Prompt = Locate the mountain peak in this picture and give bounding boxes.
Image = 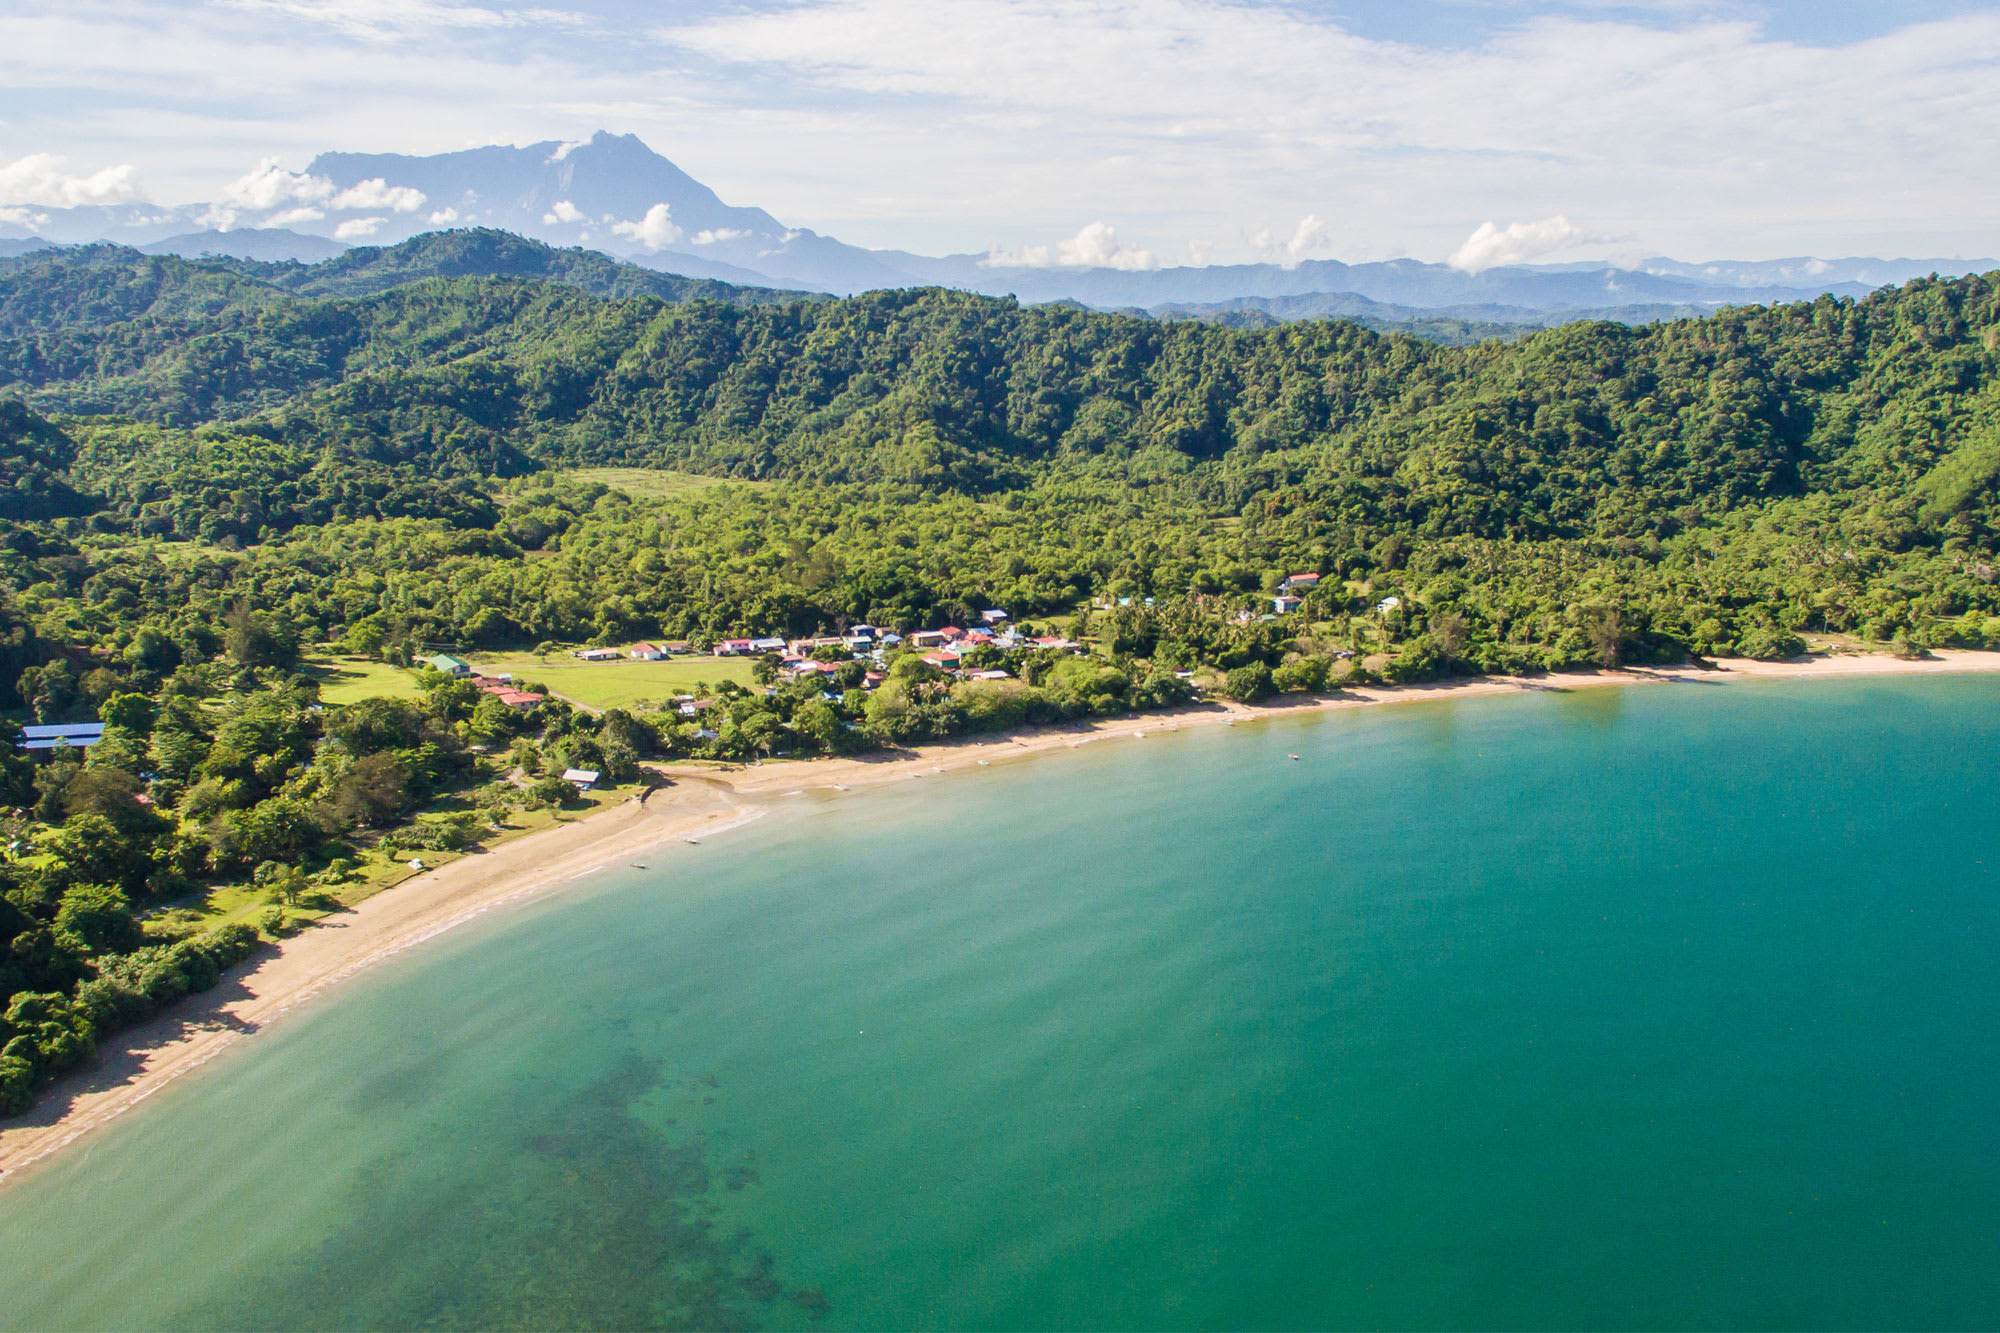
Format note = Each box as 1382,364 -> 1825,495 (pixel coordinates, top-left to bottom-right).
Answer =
302,131 -> 783,266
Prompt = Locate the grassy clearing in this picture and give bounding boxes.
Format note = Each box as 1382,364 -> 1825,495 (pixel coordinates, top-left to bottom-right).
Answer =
304,654 -> 424,705
324,787 -> 629,906
556,467 -> 762,500
162,785 -> 634,935
469,652 -> 757,711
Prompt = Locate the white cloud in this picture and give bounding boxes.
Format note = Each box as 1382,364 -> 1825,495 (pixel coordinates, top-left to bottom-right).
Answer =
429,206 -> 460,223
611,202 -> 683,250
0,153 -> 143,207
266,205 -> 326,226
0,205 -> 51,228
223,158 -> 336,210
689,227 -> 749,245
542,198 -> 586,224
652,1 -> 2000,260
1448,215 -> 1606,272
333,215 -> 386,239
216,0 -> 589,41
331,177 -> 425,211
1252,214 -> 1331,268
984,221 -> 1158,271
3,1 -> 2000,263
548,138 -> 590,162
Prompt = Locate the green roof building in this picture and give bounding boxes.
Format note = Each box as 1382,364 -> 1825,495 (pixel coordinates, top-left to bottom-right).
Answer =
425,654 -> 471,677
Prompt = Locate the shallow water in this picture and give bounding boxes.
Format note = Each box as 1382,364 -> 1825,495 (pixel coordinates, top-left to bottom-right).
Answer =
4,676 -> 1999,1329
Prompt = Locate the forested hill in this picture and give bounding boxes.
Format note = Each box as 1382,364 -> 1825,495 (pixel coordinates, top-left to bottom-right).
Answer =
4,243 -> 1999,545
1,247 -> 1998,680
0,229 -> 805,338
0,398 -> 92,521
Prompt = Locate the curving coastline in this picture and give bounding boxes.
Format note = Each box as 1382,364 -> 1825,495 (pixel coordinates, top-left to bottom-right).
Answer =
5,648 -> 1999,1187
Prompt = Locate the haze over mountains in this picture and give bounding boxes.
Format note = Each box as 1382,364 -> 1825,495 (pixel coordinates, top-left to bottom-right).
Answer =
3,131 -> 1990,325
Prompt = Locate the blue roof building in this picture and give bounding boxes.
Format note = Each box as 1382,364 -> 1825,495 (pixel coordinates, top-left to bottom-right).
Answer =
18,723 -> 106,751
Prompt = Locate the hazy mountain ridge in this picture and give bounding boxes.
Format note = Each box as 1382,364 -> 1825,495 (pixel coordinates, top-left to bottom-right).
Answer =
140,229 -> 346,263
1144,292 -> 1722,345
3,131 -> 1992,318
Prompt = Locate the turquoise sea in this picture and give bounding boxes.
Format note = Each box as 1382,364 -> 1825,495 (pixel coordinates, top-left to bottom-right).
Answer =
3,675 -> 1999,1330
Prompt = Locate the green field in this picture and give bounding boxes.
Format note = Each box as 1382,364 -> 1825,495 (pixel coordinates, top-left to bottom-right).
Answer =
555,467 -> 761,499
304,655 -> 424,705
468,652 -> 757,711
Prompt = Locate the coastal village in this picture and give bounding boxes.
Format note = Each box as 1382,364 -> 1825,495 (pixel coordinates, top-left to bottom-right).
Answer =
414,607 -> 1093,723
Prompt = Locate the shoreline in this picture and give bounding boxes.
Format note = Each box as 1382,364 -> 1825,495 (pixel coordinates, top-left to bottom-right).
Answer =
5,647 -> 1998,1186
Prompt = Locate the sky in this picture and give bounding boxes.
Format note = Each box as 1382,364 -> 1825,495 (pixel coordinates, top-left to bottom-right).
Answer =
1,0 -> 1996,265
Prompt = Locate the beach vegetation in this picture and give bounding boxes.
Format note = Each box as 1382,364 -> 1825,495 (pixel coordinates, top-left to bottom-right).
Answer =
1222,663 -> 1277,703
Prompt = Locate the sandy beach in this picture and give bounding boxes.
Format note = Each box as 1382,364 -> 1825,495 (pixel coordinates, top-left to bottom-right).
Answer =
5,646 -> 1998,1186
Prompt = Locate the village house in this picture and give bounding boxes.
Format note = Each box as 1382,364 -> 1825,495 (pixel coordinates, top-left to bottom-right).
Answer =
1376,596 -> 1402,615
628,642 -> 666,661
16,723 -> 106,753
425,653 -> 471,677
470,677 -> 545,711
908,629 -> 949,648
716,638 -> 758,656
661,641 -> 690,655
561,768 -> 601,792
1274,595 -> 1303,614
784,660 -> 842,679
1280,573 -> 1322,591
575,648 -> 620,662
980,609 -> 1009,624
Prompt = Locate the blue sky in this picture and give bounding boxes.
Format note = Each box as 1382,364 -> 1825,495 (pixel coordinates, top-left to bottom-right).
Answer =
1,0 -> 1996,265
1321,0 -> 1992,47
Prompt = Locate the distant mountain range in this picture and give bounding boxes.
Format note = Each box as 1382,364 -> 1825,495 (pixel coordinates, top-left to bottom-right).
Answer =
3,131 -> 1992,324
139,229 -> 346,264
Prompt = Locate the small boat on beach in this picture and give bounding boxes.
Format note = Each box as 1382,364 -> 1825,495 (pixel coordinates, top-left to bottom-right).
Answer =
1287,754 -> 1301,761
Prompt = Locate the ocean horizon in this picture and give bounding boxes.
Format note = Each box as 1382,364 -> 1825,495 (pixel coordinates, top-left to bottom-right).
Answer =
3,674 -> 1998,1330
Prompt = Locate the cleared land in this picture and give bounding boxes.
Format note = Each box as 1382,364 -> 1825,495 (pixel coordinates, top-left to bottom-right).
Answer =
555,467 -> 761,499
468,652 -> 757,711
303,655 -> 424,705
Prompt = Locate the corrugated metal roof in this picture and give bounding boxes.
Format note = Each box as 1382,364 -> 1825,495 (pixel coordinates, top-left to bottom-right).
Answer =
21,723 -> 105,739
